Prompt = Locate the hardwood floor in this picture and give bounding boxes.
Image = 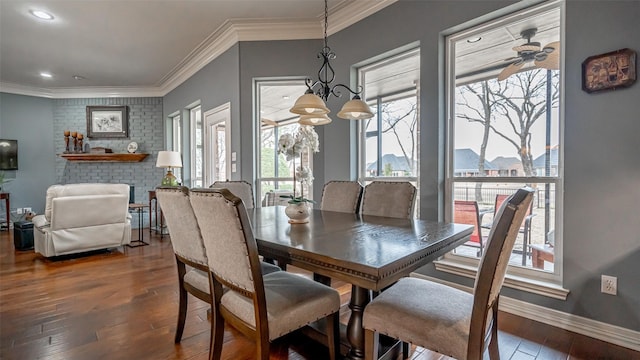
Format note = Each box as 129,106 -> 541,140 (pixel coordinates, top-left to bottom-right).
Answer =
1,229 -> 638,360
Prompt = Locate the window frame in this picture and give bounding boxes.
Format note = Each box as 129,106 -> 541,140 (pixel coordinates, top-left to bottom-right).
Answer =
254,79 -> 314,206
357,49 -> 421,199
189,104 -> 203,188
443,0 -> 566,288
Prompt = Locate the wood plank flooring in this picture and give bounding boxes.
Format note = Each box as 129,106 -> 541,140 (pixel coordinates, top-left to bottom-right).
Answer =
1,229 -> 638,360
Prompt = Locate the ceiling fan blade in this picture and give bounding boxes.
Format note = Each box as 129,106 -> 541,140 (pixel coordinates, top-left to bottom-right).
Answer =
542,41 -> 560,54
535,52 -> 560,70
513,43 -> 541,52
498,62 -> 525,81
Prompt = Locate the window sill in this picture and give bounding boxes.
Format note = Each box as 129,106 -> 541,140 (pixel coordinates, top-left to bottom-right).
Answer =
433,259 -> 570,300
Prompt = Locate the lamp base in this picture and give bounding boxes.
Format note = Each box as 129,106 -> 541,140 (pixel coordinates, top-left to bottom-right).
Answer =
161,170 -> 179,186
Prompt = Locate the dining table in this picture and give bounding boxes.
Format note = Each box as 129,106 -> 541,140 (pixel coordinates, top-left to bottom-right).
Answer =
247,206 -> 474,360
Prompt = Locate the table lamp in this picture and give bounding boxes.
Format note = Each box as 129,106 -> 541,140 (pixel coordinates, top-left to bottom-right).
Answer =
156,151 -> 182,186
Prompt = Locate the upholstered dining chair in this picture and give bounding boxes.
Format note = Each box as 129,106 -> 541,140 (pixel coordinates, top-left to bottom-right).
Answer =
210,180 -> 255,209
363,187 -> 534,360
320,180 -> 363,213
154,186 -> 280,351
190,188 -> 341,360
360,181 -> 416,219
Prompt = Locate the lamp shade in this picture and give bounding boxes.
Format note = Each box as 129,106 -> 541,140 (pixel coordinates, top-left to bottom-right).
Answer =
337,96 -> 374,120
298,114 -> 332,126
156,151 -> 182,168
290,93 -> 330,115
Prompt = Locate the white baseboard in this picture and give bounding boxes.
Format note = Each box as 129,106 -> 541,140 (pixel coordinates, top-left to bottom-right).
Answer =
410,273 -> 640,352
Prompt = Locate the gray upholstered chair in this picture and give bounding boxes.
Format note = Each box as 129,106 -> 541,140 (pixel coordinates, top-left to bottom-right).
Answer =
154,186 -> 280,350
362,187 -> 534,360
210,180 -> 255,208
320,180 -> 363,213
190,188 -> 341,360
360,181 -> 417,219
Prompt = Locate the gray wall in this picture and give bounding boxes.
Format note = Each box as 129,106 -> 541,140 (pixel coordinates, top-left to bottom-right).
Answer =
163,43 -> 241,185
0,94 -> 163,212
53,97 -> 164,204
0,93 -> 55,215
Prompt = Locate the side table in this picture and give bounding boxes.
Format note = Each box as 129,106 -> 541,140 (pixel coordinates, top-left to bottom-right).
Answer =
0,193 -> 9,231
148,190 -> 166,239
127,203 -> 149,247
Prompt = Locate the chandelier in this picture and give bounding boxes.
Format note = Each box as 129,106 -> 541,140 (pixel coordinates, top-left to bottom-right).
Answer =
290,0 -> 374,124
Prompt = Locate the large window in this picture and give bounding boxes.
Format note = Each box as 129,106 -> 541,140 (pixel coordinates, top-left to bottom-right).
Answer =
445,2 -> 563,283
358,49 -> 420,208
255,80 -> 311,207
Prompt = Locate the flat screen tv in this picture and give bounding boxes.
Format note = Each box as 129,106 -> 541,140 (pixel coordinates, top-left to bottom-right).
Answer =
0,140 -> 18,170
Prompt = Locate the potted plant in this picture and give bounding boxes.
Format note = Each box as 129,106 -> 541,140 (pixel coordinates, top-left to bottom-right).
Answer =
277,126 -> 319,223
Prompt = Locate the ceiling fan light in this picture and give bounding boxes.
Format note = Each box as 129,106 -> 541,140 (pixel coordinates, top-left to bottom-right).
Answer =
337,97 -> 374,120
290,93 -> 329,115
299,114 -> 332,126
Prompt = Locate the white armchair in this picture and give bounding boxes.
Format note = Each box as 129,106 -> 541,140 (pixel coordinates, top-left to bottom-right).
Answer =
32,183 -> 131,257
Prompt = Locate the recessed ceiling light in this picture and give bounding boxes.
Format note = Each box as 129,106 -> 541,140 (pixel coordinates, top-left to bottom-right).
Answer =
30,10 -> 54,20
467,37 -> 482,43
282,96 -> 290,100
73,75 -> 85,80
40,72 -> 52,78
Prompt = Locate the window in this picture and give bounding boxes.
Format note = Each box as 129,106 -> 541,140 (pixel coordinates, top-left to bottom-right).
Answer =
171,114 -> 181,152
358,49 -> 420,211
255,80 -> 311,206
445,1 -> 563,283
190,105 -> 203,187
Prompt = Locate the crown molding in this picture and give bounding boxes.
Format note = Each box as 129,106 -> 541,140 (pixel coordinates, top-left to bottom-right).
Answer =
0,82 -> 163,99
1,1 -> 398,99
326,0 -> 397,35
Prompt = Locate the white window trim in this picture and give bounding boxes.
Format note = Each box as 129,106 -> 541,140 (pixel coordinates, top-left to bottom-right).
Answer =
443,0 -> 566,294
254,79 -> 314,203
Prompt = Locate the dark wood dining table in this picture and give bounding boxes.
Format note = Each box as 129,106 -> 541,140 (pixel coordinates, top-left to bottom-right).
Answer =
247,206 -> 473,360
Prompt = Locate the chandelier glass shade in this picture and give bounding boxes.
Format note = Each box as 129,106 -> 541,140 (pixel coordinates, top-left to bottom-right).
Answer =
298,113 -> 332,126
291,0 -> 374,122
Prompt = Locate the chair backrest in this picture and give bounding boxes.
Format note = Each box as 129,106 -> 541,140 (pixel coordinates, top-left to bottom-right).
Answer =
467,187 -> 534,357
320,181 -> 363,213
154,186 -> 208,268
44,183 -> 130,221
454,200 -> 482,244
190,188 -> 264,297
494,193 -> 532,228
210,180 -> 255,209
360,181 -> 416,219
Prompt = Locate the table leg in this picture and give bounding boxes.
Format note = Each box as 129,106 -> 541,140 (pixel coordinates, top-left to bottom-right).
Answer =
347,285 -> 370,360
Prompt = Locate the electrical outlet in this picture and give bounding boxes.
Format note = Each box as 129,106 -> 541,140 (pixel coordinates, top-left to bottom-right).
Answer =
17,208 -> 23,215
24,207 -> 32,213
601,275 -> 617,295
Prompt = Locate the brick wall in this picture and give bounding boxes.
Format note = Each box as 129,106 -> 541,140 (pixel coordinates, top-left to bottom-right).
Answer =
53,98 -> 164,208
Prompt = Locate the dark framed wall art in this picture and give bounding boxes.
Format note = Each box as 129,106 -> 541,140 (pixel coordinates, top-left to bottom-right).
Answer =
86,106 -> 129,138
582,48 -> 636,94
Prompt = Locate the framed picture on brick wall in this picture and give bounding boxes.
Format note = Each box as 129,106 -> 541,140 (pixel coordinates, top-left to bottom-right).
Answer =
86,106 -> 129,138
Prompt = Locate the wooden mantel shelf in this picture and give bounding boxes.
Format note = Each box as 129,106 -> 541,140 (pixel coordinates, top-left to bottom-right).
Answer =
59,153 -> 149,162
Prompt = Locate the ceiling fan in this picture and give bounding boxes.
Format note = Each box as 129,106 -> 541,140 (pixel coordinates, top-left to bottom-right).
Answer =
497,28 -> 560,81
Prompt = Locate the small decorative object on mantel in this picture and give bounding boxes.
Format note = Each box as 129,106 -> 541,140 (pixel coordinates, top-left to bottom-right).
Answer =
582,48 -> 636,94
90,147 -> 113,154
277,126 -> 319,224
127,141 -> 138,153
63,130 -> 71,153
76,133 -> 84,153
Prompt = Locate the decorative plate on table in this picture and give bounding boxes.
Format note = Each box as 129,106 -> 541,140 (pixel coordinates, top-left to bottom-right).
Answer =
127,141 -> 138,153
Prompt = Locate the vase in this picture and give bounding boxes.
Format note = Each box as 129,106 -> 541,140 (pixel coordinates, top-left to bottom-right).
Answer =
284,202 -> 310,224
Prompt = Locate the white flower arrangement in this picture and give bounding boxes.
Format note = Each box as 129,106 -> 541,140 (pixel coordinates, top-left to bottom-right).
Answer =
277,125 -> 319,204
